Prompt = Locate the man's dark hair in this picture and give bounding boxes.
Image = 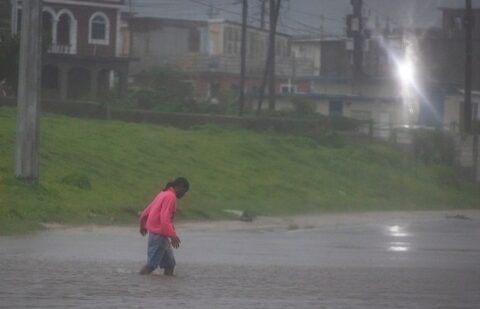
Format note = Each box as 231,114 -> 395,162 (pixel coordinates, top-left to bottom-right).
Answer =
164,177 -> 190,191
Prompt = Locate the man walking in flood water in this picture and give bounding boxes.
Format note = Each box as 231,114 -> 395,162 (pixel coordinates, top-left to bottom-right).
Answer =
139,177 -> 190,276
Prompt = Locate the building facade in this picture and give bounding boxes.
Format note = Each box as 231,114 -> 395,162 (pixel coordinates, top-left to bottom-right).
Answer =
289,31 -> 409,134
0,0 -> 12,36
13,0 -> 131,100
415,7 -> 480,131
129,17 -> 314,101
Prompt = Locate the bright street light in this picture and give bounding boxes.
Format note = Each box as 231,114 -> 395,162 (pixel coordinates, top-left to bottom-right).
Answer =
396,59 -> 415,86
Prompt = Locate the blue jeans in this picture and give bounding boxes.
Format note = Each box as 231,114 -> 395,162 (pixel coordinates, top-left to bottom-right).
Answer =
146,233 -> 176,270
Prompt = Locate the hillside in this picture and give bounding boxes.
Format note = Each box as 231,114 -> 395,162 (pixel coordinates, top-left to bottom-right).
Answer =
1,106 -> 479,234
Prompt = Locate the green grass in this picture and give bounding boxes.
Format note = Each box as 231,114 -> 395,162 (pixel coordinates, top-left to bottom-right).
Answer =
1,106 -> 479,234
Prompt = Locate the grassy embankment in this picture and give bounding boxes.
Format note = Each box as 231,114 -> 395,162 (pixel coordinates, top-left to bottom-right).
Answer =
1,106 -> 479,234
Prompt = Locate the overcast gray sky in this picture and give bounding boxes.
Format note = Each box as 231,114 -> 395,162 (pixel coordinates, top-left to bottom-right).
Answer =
131,0 -> 480,36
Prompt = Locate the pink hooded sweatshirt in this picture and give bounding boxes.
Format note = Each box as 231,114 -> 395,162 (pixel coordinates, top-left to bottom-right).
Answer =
140,187 -> 177,238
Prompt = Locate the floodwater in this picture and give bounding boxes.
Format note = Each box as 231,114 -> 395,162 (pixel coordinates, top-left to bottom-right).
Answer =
1,210 -> 480,308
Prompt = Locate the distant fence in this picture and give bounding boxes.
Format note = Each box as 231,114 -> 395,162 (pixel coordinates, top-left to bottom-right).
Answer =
358,120 -> 480,182
0,97 -> 361,134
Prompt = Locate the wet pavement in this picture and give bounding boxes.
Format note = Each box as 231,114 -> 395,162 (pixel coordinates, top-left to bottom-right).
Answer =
1,211 -> 480,308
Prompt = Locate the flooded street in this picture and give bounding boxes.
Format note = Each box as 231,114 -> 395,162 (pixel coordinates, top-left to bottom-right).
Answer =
1,210 -> 480,308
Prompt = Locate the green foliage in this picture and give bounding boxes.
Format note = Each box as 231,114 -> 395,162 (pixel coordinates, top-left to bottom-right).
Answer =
0,106 -> 479,234
129,67 -> 194,111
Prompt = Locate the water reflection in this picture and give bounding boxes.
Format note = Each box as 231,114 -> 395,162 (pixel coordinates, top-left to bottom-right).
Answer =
388,225 -> 410,237
389,242 -> 410,252
387,225 -> 411,252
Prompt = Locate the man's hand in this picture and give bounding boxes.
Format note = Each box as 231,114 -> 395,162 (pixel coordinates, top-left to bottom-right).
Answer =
171,236 -> 181,249
140,226 -> 147,236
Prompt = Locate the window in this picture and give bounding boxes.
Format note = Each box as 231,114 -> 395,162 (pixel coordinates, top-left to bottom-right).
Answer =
16,9 -> 22,33
189,28 -> 201,52
275,38 -> 289,58
281,84 -> 296,94
454,16 -> 463,31
42,11 -> 54,45
57,14 -> 71,45
329,100 -> 343,116
92,16 -> 106,40
224,26 -> 240,55
89,12 -> 109,45
248,32 -> 258,56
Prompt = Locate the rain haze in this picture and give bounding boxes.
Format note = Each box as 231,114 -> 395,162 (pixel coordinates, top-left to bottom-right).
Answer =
132,0 -> 480,34
1,0 -> 480,308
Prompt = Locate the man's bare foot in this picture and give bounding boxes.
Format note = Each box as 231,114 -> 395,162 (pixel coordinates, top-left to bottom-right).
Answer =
163,267 -> 174,276
139,265 -> 154,275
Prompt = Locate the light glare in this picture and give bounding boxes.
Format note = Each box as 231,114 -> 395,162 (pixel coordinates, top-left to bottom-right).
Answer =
397,60 -> 414,85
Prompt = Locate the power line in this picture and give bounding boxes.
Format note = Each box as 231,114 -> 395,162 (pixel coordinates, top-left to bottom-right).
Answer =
362,2 -> 402,29
133,0 -> 355,36
287,7 -> 345,25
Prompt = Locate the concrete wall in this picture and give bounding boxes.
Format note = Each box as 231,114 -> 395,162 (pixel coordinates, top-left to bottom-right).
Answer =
444,94 -> 462,131
443,93 -> 480,132
292,42 -> 321,76
311,79 -> 400,99
275,97 -> 402,123
131,26 -> 193,74
309,79 -> 407,126
130,18 -> 315,77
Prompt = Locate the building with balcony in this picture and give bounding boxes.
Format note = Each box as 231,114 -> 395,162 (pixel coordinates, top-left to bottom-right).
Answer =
13,0 -> 131,100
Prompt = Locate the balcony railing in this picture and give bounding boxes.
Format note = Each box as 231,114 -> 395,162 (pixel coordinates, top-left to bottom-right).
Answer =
48,43 -> 76,55
174,53 -> 315,77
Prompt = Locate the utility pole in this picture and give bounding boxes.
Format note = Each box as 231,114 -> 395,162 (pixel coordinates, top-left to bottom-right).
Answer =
256,0 -> 281,114
239,0 -> 248,116
464,0 -> 478,182
260,0 -> 266,29
267,0 -> 277,111
463,0 -> 473,134
320,14 -> 325,38
15,0 -> 42,182
350,0 -> 364,81
473,103 -> 479,182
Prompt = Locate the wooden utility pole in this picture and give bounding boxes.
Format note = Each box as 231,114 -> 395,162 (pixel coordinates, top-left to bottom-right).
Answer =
239,0 -> 248,116
320,14 -> 325,38
260,0 -> 266,29
267,0 -> 277,111
463,0 -> 478,182
463,0 -> 473,133
473,103 -> 479,182
256,0 -> 281,114
351,0 -> 364,81
15,0 -> 42,182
